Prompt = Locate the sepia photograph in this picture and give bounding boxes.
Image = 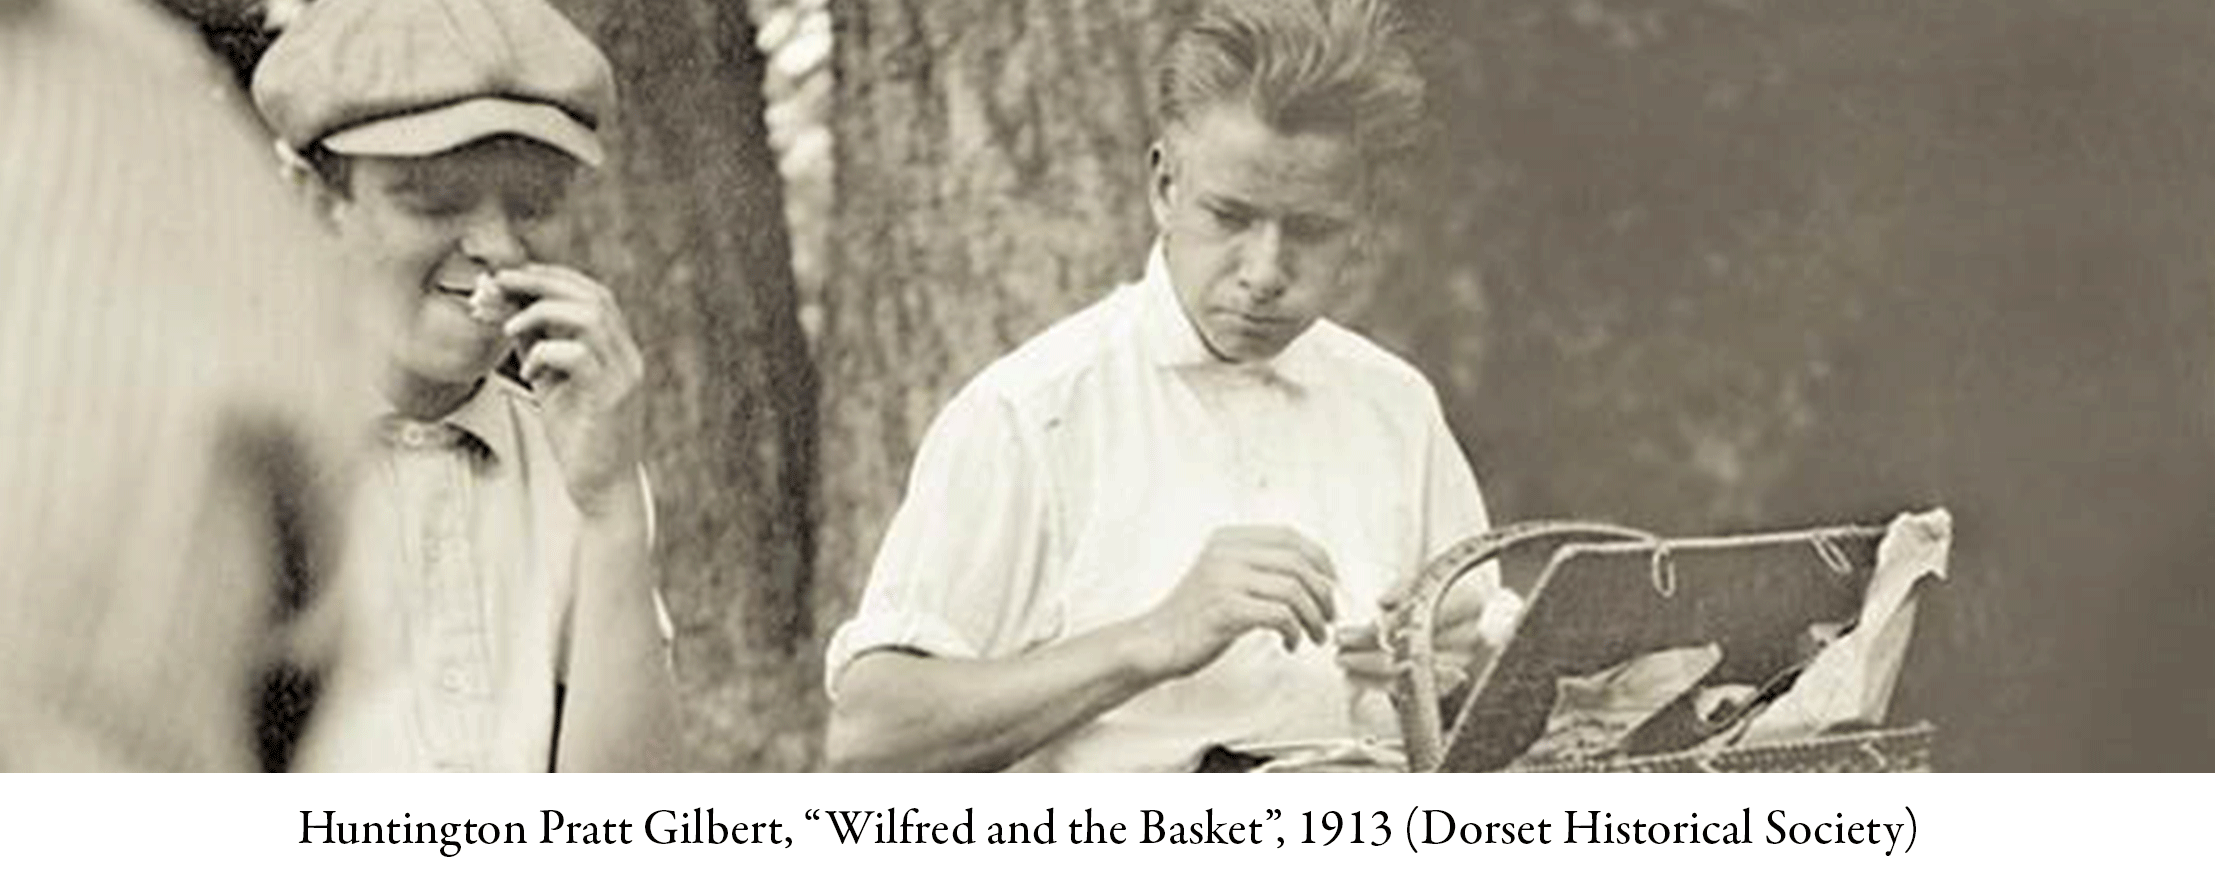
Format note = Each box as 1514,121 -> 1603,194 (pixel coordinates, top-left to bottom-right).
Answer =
4,0 -> 2211,775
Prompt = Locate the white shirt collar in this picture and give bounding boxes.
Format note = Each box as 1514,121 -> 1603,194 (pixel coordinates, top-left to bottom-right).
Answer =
1133,240 -> 1326,390
377,376 -> 520,464
445,377 -> 520,462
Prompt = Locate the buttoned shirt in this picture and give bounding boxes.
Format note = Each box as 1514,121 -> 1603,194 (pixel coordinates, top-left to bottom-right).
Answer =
827,245 -> 1500,772
294,377 -> 619,772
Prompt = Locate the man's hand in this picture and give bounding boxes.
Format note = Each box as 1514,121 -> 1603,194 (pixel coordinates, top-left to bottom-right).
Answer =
1132,526 -> 1340,680
484,268 -> 673,771
1337,573 -> 1523,696
484,264 -> 647,517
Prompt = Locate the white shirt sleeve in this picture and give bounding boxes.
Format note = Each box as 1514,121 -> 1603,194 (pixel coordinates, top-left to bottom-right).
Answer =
1416,385 -> 1507,601
823,383 -> 1060,699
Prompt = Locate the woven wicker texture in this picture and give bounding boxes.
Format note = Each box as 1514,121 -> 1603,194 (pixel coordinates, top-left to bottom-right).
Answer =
1506,722 -> 1935,773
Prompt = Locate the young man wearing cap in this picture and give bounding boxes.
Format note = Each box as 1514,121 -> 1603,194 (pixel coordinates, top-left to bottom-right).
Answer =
824,0 -> 1517,772
251,0 -> 679,772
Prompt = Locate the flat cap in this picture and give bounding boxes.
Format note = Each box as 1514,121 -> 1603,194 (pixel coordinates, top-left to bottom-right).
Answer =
252,0 -> 615,166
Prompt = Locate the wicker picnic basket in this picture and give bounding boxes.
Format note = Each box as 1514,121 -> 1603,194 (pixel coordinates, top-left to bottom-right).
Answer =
1384,519 -> 1941,773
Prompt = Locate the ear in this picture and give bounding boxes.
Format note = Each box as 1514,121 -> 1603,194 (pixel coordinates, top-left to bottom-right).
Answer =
276,143 -> 347,232
1146,139 -> 1174,231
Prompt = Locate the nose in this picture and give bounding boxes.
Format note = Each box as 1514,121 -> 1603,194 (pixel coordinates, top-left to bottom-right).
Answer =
1237,223 -> 1290,302
459,207 -> 529,270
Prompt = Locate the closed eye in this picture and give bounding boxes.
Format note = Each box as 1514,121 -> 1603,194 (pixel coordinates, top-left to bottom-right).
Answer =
387,186 -> 471,220
1201,198 -> 1257,231
509,192 -> 566,225
1285,214 -> 1351,242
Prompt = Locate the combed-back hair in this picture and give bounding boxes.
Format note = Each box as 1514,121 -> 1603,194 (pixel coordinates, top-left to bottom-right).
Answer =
1158,0 -> 1426,162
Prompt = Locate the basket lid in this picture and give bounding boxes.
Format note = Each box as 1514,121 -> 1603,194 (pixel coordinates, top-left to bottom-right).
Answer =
1436,525 -> 1886,772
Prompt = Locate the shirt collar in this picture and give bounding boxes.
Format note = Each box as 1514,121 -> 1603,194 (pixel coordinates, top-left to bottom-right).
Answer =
376,377 -> 518,464
1133,240 -> 1325,389
446,377 -> 519,463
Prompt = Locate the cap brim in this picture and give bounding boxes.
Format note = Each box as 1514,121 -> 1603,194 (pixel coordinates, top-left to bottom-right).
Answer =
321,96 -> 605,167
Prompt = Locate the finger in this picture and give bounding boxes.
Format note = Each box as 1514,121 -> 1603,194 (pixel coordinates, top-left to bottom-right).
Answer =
1407,567 -> 1492,633
491,264 -> 615,309
1430,586 -> 1492,640
1211,525 -> 1338,581
1245,558 -> 1336,627
1334,622 -> 1380,653
1434,663 -> 1470,696
1434,578 -> 1490,630
1248,525 -> 1338,582
1243,569 -> 1327,645
519,339 -> 599,388
491,265 -> 634,347
1233,596 -> 1306,654
1434,617 -> 1486,656
504,298 -> 609,346
1335,648 -> 1395,683
499,267 -> 644,380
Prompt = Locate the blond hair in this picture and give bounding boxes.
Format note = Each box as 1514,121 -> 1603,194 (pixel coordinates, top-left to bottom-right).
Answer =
1158,0 -> 1426,161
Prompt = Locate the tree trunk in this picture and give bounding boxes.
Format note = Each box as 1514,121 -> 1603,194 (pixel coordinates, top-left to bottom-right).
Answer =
553,0 -> 819,772
814,0 -> 1195,647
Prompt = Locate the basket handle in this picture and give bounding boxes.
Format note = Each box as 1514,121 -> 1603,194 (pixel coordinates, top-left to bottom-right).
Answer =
1387,521 -> 1659,773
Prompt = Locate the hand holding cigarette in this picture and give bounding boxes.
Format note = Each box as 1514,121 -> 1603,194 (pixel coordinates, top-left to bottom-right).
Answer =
476,264 -> 647,519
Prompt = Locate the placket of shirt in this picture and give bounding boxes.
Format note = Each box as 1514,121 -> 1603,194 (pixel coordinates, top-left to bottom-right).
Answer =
1190,367 -> 1305,524
385,430 -> 498,772
1187,368 -> 1386,743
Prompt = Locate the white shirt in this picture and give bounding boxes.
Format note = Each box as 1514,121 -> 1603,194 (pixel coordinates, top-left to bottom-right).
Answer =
296,378 -> 585,772
827,245 -> 1499,772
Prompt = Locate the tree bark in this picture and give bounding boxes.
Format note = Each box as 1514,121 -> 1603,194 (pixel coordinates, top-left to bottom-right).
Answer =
552,0 -> 818,771
815,0 -> 1196,649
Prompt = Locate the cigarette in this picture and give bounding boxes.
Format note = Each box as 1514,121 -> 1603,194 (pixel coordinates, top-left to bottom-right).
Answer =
466,273 -> 515,326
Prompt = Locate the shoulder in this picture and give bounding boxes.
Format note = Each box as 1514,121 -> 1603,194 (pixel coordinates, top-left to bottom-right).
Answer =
1300,319 -> 1448,416
943,285 -> 1142,431
973,290 -> 1136,397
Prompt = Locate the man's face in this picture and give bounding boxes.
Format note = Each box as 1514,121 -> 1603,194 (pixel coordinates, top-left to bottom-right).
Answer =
321,137 -> 583,386
1151,102 -> 1368,363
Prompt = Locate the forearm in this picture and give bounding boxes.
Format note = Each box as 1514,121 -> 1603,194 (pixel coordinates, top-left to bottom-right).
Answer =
553,480 -> 683,772
826,618 -> 1171,773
